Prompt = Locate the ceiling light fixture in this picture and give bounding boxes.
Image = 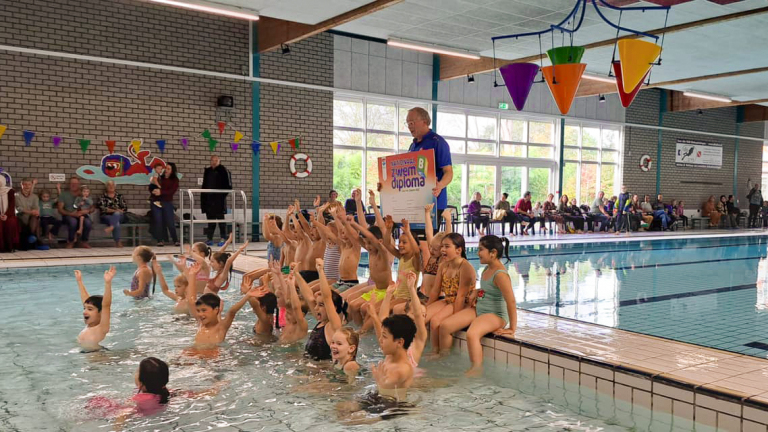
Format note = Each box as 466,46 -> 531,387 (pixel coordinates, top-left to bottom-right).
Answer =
467,74 -> 475,83
583,74 -> 616,84
697,109 -> 704,115
599,94 -> 606,103
387,39 -> 480,60
281,44 -> 291,55
150,0 -> 260,20
683,92 -> 731,103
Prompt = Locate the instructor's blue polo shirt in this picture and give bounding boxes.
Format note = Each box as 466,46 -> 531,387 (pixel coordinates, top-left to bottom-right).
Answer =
408,129 -> 452,209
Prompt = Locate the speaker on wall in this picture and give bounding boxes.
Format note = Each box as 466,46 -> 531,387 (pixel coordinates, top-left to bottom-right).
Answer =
217,96 -> 234,108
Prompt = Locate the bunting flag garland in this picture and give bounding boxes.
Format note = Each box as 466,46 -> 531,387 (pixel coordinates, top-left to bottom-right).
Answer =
217,121 -> 226,136
0,125 -> 6,140
156,139 -> 166,154
230,142 -> 238,152
180,137 -> 189,150
79,139 -> 91,153
269,141 -> 280,154
288,137 -> 300,150
52,136 -> 62,148
23,130 -> 35,146
233,130 -> 244,143
130,139 -> 142,153
201,129 -> 212,139
251,141 -> 260,156
208,138 -> 218,152
105,140 -> 116,153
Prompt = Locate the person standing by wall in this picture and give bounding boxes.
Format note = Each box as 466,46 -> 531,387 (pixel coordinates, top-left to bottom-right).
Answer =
202,155 -> 232,246
151,162 -> 180,247
748,183 -> 763,228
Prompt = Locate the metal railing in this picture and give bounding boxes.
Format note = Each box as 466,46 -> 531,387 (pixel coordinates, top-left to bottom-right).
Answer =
179,189 -> 248,254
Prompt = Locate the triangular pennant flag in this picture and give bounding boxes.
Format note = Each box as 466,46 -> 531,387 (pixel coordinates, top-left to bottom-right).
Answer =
217,121 -> 226,136
208,137 -> 218,152
52,136 -> 62,148
230,142 -> 239,152
201,129 -> 212,139
131,139 -> 142,154
612,61 -> 646,108
105,140 -> 116,153
156,139 -> 166,154
79,139 -> 91,153
618,39 -> 661,93
233,131 -> 244,143
23,130 -> 35,146
295,137 -> 300,150
180,137 -> 189,150
541,63 -> 587,115
251,141 -> 260,156
499,63 -> 539,111
270,141 -> 279,154
0,125 -> 6,140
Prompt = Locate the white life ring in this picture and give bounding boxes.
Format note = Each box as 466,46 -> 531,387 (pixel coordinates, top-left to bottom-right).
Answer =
639,154 -> 652,172
290,153 -> 312,178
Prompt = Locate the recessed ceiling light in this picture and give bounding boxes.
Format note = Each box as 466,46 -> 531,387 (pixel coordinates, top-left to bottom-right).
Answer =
150,0 -> 260,20
387,39 -> 480,60
582,74 -> 615,84
683,92 -> 731,103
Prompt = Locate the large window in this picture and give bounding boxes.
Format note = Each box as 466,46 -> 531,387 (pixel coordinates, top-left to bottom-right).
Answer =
762,145 -> 768,188
562,122 -> 622,204
333,94 -> 622,211
332,96 -> 429,197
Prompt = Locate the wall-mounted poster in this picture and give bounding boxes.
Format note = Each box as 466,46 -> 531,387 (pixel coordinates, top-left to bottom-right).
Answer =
675,139 -> 722,169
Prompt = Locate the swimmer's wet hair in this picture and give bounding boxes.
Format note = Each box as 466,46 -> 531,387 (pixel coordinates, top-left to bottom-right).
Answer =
270,215 -> 283,230
338,326 -> 359,360
139,357 -> 170,404
173,274 -> 189,288
259,292 -> 277,315
84,295 -> 103,312
193,242 -> 211,258
211,252 -> 231,265
196,293 -> 221,309
382,314 -> 417,350
134,246 -> 158,293
367,226 -> 383,240
330,290 -> 349,321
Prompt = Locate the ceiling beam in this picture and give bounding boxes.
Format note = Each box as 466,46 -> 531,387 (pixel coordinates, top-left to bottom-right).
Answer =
668,90 -> 768,111
575,65 -> 768,98
740,105 -> 768,122
439,5 -> 768,81
258,0 -> 402,53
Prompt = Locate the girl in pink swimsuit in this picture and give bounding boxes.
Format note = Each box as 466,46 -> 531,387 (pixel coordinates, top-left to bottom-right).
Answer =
86,357 -> 171,418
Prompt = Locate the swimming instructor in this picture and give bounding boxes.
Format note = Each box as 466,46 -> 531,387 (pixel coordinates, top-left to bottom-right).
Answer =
405,107 -> 453,236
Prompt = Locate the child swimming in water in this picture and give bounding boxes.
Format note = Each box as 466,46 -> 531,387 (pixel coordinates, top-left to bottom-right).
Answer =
332,327 -> 360,383
123,246 -> 155,299
206,240 -> 249,294
263,213 -> 284,265
305,258 -> 350,361
436,235 -> 517,376
242,276 -> 277,337
174,241 -> 213,294
268,260 -> 309,344
74,266 -> 116,351
185,262 -> 261,347
155,257 -> 191,315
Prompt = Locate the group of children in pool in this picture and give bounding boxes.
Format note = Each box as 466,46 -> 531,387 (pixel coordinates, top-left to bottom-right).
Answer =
74,190 -> 518,422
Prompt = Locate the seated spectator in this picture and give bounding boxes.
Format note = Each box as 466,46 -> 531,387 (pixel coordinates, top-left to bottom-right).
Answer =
652,195 -> 671,231
57,177 -> 91,249
761,201 -> 768,228
717,195 -> 736,228
603,198 -> 615,231
494,192 -> 519,234
97,180 -> 128,248
15,178 -> 41,248
702,195 -> 720,228
468,191 -> 490,236
515,191 -> 538,235
590,191 -> 610,232
39,187 -> 61,243
343,188 -> 357,214
0,174 -> 19,252
614,186 -> 631,234
533,201 -> 547,233
569,198 -> 587,233
542,193 -> 562,233
640,195 -> 655,229
629,195 -> 644,231
674,200 -> 688,228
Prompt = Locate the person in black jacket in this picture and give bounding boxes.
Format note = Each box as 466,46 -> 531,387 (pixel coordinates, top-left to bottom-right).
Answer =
201,155 -> 232,244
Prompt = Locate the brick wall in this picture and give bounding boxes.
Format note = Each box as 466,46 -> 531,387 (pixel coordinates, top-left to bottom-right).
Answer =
259,33 -> 334,210
0,0 -> 252,210
623,89 -> 764,209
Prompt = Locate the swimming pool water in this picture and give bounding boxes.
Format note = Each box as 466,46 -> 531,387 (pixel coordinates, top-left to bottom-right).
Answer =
461,235 -> 768,359
0,263 -> 699,431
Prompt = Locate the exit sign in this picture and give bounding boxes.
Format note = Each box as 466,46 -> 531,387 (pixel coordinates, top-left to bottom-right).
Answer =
499,102 -> 509,110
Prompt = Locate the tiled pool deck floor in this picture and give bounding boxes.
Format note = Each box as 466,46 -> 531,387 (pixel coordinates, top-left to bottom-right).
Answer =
4,229 -> 768,429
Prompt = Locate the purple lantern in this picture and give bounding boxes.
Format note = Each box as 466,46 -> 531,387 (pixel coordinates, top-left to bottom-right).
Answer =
499,63 -> 540,111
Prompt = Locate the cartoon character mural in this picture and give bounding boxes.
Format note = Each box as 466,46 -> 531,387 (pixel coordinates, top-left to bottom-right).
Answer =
76,141 -> 181,184
0,168 -> 12,188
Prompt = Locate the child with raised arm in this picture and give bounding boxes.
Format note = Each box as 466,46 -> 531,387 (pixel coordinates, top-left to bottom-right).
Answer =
185,262 -> 261,348
314,196 -> 342,282
436,235 -> 517,376
263,213 -> 284,264
293,202 -> 326,283
154,258 -> 191,315
74,266 -> 116,351
207,240 -> 249,294
268,261 -> 309,344
303,259 -> 350,360
242,280 -> 277,337
314,206 -> 362,292
174,242 -> 213,293
123,246 -> 155,299
381,217 -> 421,311
344,217 -> 393,329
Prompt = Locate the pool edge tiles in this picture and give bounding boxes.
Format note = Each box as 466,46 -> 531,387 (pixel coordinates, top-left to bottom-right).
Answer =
0,253 -> 267,273
462,309 -> 768,431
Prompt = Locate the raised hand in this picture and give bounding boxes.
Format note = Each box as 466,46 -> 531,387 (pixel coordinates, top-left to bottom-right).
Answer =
424,203 -> 434,213
401,219 -> 411,232
386,282 -> 397,296
313,195 -> 321,207
315,258 -> 324,272
238,241 -> 250,251
368,189 -> 376,207
384,215 -> 394,231
104,266 -> 117,282
188,261 -> 202,276
405,271 -> 417,288
74,270 -> 83,282
287,204 -> 295,214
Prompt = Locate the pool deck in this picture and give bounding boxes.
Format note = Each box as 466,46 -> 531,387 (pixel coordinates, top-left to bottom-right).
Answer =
3,229 -> 768,428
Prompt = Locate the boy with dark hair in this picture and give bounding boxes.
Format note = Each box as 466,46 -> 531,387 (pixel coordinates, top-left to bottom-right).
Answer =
74,266 -> 116,351
186,262 -> 261,347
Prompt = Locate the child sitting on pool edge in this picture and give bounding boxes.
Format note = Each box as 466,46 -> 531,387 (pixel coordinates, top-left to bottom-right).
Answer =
73,266 -> 116,351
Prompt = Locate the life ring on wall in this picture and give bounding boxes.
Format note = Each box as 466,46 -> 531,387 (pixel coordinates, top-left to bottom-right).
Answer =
290,153 -> 312,178
639,154 -> 652,172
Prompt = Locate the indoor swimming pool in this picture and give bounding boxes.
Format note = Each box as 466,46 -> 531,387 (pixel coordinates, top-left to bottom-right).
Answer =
0,262 -> 704,431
